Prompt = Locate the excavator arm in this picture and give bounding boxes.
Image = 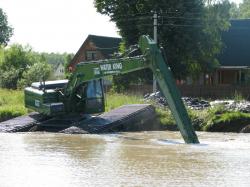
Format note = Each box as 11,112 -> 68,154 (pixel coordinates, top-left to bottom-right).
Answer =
63,35 -> 199,143
24,35 -> 199,143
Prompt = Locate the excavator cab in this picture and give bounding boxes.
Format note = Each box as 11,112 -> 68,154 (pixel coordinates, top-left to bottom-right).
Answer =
24,79 -> 105,116
85,79 -> 105,113
74,79 -> 105,114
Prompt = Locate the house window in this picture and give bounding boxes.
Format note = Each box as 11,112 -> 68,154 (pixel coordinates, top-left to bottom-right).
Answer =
86,51 -> 97,61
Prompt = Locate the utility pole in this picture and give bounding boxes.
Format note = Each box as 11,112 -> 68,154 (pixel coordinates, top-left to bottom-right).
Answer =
153,11 -> 158,93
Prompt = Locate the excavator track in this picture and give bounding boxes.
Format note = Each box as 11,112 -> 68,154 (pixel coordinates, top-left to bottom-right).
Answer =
0,104 -> 159,133
62,104 -> 159,134
0,112 -> 51,133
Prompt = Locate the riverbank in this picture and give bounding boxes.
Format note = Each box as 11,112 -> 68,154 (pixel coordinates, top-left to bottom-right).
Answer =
0,89 -> 27,122
1,89 -> 250,133
0,89 -> 145,122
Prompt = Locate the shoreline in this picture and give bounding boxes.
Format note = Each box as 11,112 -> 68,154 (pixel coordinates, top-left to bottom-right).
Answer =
1,107 -> 250,134
1,89 -> 250,133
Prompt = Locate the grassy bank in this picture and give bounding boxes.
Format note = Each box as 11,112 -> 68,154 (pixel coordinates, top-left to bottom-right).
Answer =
0,89 -> 27,122
1,89 -> 250,132
106,93 -> 144,111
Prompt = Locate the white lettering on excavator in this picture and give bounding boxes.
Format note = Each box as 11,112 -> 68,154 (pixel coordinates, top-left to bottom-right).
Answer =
93,68 -> 100,75
100,64 -> 112,71
35,99 -> 40,107
113,63 -> 122,70
100,63 -> 123,72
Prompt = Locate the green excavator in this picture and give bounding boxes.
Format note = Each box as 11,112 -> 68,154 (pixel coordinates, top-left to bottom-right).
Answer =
24,35 -> 199,144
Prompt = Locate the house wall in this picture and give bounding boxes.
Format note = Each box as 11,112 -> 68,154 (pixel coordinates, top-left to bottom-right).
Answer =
53,63 -> 65,79
186,69 -> 249,86
69,39 -> 104,71
178,84 -> 250,99
217,70 -> 238,84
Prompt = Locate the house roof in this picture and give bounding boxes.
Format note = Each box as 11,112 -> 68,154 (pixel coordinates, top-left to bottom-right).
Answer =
87,35 -> 122,58
219,66 -> 250,70
69,35 -> 122,70
218,19 -> 250,67
54,62 -> 64,70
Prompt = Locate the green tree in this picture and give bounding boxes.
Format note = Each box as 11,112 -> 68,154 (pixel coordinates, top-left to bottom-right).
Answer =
95,0 -> 230,83
41,52 -> 74,78
64,53 -> 74,75
0,67 -> 20,89
229,2 -> 240,18
239,0 -> 250,18
200,1 -> 231,75
0,44 -> 50,89
1,44 -> 35,70
18,62 -> 52,88
0,8 -> 13,45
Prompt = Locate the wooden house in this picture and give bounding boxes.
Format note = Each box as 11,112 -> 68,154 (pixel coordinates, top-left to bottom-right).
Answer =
179,19 -> 250,98
69,35 -> 122,71
186,19 -> 250,86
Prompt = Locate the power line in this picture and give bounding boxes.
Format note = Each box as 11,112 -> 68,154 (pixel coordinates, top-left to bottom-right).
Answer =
95,47 -> 119,50
114,14 -> 226,23
110,11 -> 206,20
115,16 -> 152,22
159,16 -> 203,20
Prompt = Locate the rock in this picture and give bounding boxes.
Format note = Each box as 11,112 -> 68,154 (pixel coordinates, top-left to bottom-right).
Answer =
144,92 -> 210,110
144,92 -> 250,112
210,100 -> 250,113
240,125 -> 250,133
60,126 -> 88,134
210,100 -> 234,107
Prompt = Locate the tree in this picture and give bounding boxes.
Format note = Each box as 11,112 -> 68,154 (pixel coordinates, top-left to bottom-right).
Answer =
229,2 -> 240,18
200,1 -> 231,74
0,8 -> 13,45
239,0 -> 250,18
18,62 -> 52,88
1,44 -> 34,70
0,67 -> 20,89
0,44 -> 50,89
64,53 -> 74,76
95,0 -> 231,83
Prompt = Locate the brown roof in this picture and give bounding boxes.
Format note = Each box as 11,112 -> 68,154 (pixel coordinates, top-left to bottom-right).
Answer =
69,35 -> 122,70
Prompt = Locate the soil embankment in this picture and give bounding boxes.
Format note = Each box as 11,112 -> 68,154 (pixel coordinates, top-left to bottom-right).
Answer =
145,92 -> 250,133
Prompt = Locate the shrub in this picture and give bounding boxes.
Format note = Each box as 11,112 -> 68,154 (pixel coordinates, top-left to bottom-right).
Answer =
203,111 -> 250,132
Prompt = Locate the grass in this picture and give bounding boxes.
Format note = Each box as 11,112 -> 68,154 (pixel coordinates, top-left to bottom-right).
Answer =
105,93 -> 180,130
1,89 -> 250,133
105,92 -> 145,111
0,89 -> 27,122
203,110 -> 250,132
0,90 -> 146,122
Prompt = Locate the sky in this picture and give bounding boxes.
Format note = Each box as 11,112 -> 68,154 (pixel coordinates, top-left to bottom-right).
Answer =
0,0 -> 243,53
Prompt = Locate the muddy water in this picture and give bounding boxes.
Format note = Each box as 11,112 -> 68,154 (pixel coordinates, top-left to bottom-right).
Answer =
0,131 -> 250,187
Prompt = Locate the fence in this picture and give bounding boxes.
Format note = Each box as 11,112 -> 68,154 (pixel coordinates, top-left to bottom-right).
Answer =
178,85 -> 250,99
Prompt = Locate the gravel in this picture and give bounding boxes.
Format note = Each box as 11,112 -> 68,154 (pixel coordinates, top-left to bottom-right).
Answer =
210,100 -> 250,113
144,91 -> 210,110
144,91 -> 250,112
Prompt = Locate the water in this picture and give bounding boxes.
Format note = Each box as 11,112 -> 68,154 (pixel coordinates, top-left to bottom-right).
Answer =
0,131 -> 250,187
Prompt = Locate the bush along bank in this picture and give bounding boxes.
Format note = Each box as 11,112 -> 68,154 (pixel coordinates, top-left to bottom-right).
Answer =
202,111 -> 250,132
155,107 -> 250,133
145,92 -> 250,133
